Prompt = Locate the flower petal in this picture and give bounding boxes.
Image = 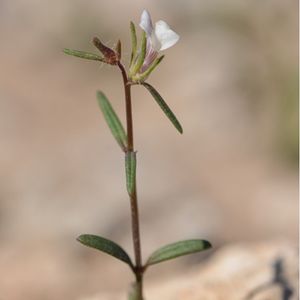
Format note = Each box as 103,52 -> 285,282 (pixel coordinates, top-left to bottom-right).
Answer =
150,32 -> 162,52
154,20 -> 179,51
139,9 -> 153,37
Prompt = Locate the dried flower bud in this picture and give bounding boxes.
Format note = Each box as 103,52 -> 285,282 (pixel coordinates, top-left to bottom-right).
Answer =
93,37 -> 119,65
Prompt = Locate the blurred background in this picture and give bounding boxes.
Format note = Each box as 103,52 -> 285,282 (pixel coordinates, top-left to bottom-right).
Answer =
0,0 -> 298,299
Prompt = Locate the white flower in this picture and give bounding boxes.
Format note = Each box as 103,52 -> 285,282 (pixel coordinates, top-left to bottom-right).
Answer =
139,9 -> 179,72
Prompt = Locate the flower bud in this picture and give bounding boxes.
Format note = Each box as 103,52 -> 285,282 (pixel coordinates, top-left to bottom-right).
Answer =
93,37 -> 119,65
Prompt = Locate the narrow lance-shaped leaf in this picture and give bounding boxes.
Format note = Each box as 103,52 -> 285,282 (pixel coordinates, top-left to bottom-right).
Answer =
146,239 -> 212,267
142,82 -> 183,134
63,48 -> 105,62
97,91 -> 128,151
125,151 -> 136,196
129,21 -> 137,67
77,234 -> 135,271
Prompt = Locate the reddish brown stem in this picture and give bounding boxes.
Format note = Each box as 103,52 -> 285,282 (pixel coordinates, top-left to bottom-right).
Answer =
118,61 -> 143,299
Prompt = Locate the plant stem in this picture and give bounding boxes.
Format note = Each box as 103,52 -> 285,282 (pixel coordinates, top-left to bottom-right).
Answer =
118,62 -> 134,151
118,62 -> 143,299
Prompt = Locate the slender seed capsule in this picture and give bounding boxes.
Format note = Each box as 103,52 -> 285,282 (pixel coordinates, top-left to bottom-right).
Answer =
115,40 -> 122,60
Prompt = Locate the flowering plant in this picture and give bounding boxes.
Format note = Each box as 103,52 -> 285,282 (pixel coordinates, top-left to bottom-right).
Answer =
64,9 -> 211,300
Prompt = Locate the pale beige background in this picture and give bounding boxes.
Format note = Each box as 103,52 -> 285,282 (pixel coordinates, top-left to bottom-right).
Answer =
0,0 -> 298,299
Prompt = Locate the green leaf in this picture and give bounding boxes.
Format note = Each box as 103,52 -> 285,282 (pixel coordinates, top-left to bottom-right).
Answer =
63,48 -> 104,61
142,83 -> 183,134
129,21 -> 137,67
125,151 -> 136,196
129,31 -> 147,76
146,239 -> 211,267
97,91 -> 128,151
77,234 -> 134,270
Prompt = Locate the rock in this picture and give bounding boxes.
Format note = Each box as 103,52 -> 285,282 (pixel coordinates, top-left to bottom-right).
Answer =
81,241 -> 298,300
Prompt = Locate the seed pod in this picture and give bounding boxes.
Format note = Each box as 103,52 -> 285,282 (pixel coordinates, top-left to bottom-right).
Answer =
115,40 -> 122,60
